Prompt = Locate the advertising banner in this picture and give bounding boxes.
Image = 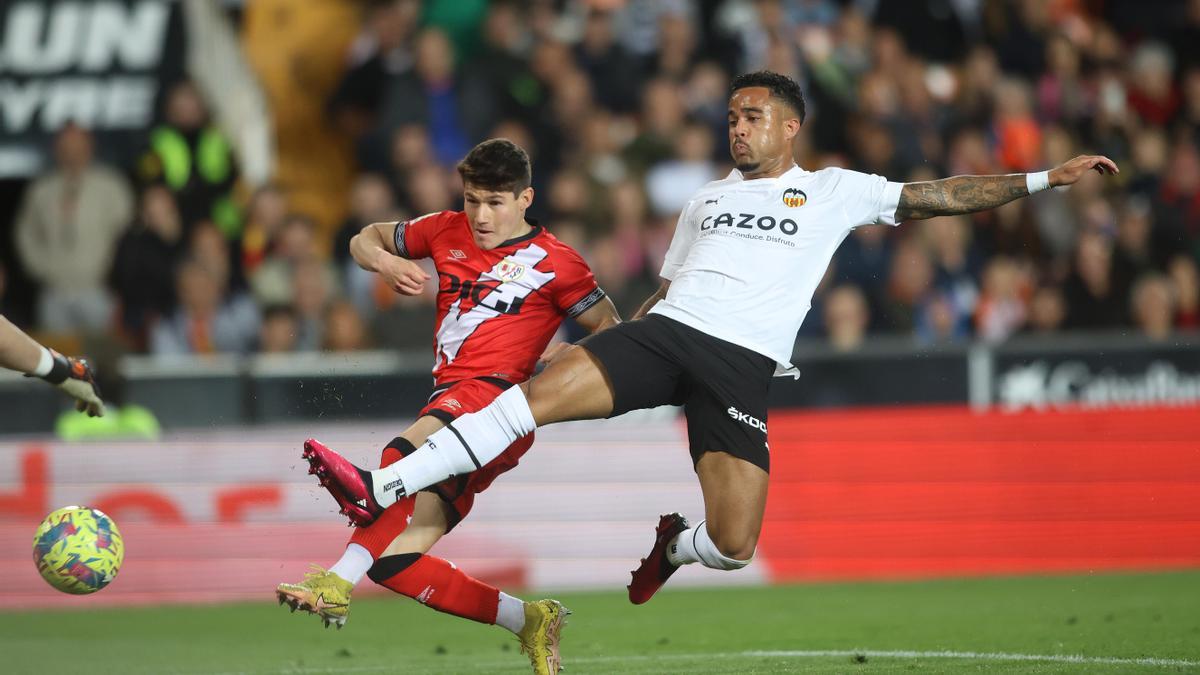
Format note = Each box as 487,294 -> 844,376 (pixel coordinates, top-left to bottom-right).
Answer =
992,342 -> 1200,411
4,405 -> 1198,608
0,0 -> 185,176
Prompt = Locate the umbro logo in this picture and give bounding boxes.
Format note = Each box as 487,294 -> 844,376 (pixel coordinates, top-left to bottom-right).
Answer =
416,586 -> 435,604
449,249 -> 467,259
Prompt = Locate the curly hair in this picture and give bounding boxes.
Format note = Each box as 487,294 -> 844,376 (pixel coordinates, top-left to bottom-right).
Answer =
730,71 -> 806,124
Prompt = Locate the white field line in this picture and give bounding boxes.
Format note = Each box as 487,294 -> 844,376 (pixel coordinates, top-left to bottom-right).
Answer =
208,648 -> 1200,674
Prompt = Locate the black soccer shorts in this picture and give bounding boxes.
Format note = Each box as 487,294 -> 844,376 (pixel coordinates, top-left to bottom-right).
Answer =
579,313 -> 776,472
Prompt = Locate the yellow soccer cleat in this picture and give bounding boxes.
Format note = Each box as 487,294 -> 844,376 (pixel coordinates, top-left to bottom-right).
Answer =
275,565 -> 353,629
517,599 -> 571,675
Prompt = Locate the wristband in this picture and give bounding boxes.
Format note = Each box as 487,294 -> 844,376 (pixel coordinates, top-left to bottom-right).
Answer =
32,346 -> 54,377
1026,170 -> 1051,194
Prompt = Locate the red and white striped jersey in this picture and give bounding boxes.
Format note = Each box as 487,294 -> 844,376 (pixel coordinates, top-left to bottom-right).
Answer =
395,210 -> 605,386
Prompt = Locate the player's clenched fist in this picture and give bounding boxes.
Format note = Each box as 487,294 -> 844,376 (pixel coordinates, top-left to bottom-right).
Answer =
378,254 -> 431,295
36,350 -> 105,417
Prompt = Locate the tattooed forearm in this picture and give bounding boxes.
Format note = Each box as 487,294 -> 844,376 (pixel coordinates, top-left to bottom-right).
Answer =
895,174 -> 1029,221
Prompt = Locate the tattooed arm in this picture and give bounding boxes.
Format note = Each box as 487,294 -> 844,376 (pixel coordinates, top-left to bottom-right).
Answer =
894,155 -> 1119,221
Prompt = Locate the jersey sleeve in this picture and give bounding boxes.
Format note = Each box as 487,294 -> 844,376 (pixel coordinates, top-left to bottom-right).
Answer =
552,246 -> 606,318
658,199 -> 699,280
833,168 -> 905,228
394,211 -> 450,259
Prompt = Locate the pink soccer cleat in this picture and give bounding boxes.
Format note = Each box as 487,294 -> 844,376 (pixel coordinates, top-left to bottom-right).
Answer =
302,438 -> 384,527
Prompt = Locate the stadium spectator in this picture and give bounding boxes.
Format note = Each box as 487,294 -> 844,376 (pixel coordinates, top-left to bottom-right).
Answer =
291,258 -> 339,352
1169,254 -> 1200,330
15,124 -> 133,335
1153,142 -> 1200,252
574,7 -> 641,112
823,284 -> 870,352
1130,274 -> 1177,341
924,215 -> 980,335
880,237 -> 935,333
917,291 -> 970,344
136,80 -> 240,236
150,257 -> 259,355
1026,285 -> 1068,335
370,27 -> 491,169
259,304 -> 300,354
645,122 -> 720,216
328,0 -> 420,153
9,0 -> 1200,360
1126,42 -> 1180,127
406,165 -> 456,216
323,300 -> 370,352
250,214 -> 326,307
110,186 -> 187,345
462,1 -> 540,125
1064,231 -> 1126,330
1112,198 -> 1159,293
334,174 -> 402,271
240,185 -> 290,275
976,257 -> 1029,343
833,224 -> 893,316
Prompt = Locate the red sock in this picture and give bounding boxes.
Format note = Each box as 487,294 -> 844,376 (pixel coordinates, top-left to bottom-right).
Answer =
348,439 -> 418,558
348,494 -> 415,558
368,553 -> 501,624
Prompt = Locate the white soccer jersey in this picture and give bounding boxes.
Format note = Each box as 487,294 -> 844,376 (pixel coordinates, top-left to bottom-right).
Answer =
649,165 -> 904,373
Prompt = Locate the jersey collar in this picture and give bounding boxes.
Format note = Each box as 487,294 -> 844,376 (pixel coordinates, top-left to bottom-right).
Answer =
728,164 -> 807,182
494,219 -> 542,249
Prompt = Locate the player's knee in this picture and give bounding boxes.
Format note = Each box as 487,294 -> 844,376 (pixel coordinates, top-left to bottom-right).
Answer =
380,437 -> 417,468
709,528 -> 758,563
366,552 -> 422,584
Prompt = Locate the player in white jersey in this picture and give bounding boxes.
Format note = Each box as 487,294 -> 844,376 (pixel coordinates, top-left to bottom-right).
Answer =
302,70 -> 1119,603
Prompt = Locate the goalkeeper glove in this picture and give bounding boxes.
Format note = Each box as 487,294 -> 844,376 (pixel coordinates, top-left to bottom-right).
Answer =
29,349 -> 105,417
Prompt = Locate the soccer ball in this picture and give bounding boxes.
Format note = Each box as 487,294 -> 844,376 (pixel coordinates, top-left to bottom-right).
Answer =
32,506 -> 124,595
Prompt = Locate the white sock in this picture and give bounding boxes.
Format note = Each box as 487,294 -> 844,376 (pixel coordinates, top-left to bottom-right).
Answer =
328,543 -> 374,585
371,386 -> 537,507
495,592 -> 526,634
665,521 -> 753,571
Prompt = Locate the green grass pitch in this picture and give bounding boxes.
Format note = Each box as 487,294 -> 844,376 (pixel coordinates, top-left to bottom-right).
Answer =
3,571 -> 1198,674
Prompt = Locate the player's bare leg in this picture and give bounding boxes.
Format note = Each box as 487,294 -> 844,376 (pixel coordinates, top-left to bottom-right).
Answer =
303,345 -> 615,525
693,451 -> 769,561
628,451 -> 767,603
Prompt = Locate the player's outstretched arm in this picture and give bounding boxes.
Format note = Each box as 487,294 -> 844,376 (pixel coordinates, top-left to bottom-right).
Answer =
0,315 -> 105,417
350,221 -> 430,295
894,155 -> 1119,221
632,279 -> 671,320
539,296 -> 621,363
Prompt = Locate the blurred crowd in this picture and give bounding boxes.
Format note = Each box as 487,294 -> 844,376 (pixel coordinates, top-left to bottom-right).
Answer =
4,0 -> 1200,360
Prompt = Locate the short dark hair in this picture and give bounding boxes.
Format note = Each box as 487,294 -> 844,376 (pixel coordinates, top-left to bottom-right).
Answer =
730,71 -> 806,124
456,138 -> 532,195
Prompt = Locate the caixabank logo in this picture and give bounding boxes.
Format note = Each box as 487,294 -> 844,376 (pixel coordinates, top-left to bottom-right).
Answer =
782,187 -> 807,207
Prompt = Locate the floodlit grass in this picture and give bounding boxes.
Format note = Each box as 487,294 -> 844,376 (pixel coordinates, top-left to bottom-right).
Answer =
4,570 -> 1198,674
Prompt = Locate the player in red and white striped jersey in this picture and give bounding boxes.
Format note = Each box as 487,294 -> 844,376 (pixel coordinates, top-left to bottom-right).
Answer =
277,139 -> 619,675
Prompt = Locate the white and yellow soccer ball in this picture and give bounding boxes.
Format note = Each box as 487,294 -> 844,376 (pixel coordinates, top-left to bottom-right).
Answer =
32,506 -> 124,595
